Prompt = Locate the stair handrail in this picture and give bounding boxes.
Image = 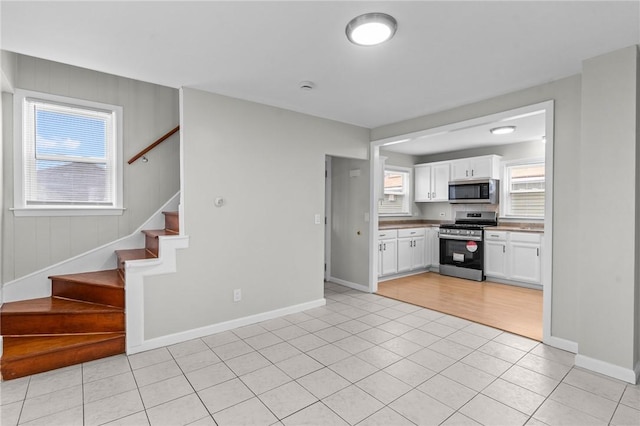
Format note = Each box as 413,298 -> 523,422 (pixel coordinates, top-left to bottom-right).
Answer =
128,125 -> 180,164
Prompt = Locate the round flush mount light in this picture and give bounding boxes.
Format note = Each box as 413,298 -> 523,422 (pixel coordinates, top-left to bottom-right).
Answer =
346,13 -> 397,46
490,125 -> 516,135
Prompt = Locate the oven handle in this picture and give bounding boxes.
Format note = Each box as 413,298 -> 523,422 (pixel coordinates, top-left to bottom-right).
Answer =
439,234 -> 483,242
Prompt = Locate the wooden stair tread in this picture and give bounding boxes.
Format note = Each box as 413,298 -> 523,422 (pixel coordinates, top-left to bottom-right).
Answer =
2,334 -> 125,360
49,269 -> 123,288
142,229 -> 179,237
1,297 -> 123,315
115,248 -> 157,261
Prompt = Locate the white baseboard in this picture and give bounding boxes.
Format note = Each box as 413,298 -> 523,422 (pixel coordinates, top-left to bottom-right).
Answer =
127,298 -> 326,355
575,354 -> 638,384
544,335 -> 578,354
328,277 -> 370,293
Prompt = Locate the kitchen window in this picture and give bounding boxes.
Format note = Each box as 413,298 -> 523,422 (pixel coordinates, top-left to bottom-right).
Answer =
13,89 -> 123,216
502,160 -> 545,219
379,167 -> 411,216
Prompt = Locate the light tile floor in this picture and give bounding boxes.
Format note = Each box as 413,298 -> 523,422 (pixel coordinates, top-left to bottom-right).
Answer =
2,282 -> 639,426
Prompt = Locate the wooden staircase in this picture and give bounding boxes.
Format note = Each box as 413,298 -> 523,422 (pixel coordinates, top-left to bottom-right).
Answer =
0,211 -> 179,380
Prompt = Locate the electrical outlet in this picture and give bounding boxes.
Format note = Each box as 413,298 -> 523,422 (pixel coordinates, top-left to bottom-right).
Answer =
233,289 -> 242,302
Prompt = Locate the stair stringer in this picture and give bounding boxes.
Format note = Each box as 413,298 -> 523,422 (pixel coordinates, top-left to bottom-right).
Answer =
124,233 -> 189,354
2,192 -> 180,304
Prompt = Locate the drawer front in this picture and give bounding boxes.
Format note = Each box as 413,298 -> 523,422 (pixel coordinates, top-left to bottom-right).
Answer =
398,228 -> 425,238
509,232 -> 542,244
378,229 -> 398,240
484,230 -> 507,241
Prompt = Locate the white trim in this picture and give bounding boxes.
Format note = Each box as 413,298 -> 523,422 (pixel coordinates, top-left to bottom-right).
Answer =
125,234 -> 190,353
13,89 -> 124,216
127,297 -> 326,355
369,101 -> 558,351
368,145 -> 380,293
545,335 -> 578,354
2,192 -> 180,303
328,277 -> 370,293
325,157 -> 332,281
11,207 -> 125,217
575,354 -> 638,384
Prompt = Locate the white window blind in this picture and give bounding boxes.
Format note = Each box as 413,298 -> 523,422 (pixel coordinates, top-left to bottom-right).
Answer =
16,91 -> 122,213
505,163 -> 545,218
379,168 -> 411,215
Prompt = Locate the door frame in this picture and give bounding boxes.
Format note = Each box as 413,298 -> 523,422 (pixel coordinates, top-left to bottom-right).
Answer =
368,101 -> 561,349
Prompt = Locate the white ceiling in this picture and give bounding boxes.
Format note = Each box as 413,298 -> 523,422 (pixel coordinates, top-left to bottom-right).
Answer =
1,1 -> 639,131
381,109 -> 547,156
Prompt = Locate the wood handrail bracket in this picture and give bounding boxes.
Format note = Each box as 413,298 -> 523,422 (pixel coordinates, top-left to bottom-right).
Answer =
128,125 -> 180,164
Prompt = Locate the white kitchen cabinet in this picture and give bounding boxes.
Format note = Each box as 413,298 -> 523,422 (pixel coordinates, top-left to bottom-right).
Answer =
450,155 -> 501,180
427,227 -> 440,268
484,230 -> 542,285
509,233 -> 542,284
378,230 -> 398,276
414,162 -> 450,202
484,231 -> 508,278
397,228 -> 426,273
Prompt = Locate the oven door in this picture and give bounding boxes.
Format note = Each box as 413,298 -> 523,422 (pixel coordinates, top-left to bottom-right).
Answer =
439,235 -> 484,270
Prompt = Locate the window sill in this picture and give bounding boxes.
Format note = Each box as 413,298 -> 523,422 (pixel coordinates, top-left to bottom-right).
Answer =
11,207 -> 126,217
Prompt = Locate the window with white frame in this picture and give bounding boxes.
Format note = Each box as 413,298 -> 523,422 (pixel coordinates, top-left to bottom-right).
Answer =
503,160 -> 545,218
379,167 -> 411,216
13,90 -> 123,216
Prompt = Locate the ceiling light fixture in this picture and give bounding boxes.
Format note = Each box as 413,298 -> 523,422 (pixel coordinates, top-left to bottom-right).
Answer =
490,125 -> 516,135
346,13 -> 397,46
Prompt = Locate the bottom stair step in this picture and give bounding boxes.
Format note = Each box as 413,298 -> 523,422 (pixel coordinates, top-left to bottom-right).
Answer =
1,333 -> 125,380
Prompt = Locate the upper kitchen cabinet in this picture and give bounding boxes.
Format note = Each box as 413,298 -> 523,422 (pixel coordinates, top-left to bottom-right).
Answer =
450,155 -> 502,180
414,162 -> 450,202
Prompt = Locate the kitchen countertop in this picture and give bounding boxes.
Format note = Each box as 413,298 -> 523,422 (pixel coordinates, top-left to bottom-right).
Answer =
379,221 -> 544,233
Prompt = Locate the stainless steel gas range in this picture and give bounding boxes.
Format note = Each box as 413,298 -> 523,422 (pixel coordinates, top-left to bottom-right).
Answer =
439,211 -> 498,281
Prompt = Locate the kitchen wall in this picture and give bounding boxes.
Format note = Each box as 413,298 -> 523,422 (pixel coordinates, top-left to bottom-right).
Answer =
372,73 -> 583,353
142,88 -> 369,340
330,156 -> 370,288
2,54 -> 180,283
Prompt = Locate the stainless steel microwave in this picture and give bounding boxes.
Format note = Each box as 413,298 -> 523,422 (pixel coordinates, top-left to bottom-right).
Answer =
448,179 -> 499,204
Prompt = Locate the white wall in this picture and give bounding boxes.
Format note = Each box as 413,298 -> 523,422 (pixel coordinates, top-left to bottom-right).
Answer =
2,54 -> 180,282
576,46 -> 638,375
372,74 -> 583,346
142,88 -> 369,340
330,157 -> 370,288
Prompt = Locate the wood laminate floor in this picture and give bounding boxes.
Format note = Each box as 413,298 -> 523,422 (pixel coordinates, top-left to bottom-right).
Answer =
377,272 -> 543,341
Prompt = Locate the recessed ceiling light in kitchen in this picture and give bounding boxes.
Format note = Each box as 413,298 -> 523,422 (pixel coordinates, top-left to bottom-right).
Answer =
346,13 -> 397,46
490,126 -> 516,135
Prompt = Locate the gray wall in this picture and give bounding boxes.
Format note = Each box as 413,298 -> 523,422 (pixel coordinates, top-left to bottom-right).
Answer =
330,156 -> 370,287
373,46 -> 640,377
143,89 -> 369,340
2,54 -> 180,282
372,74 -> 583,345
578,46 -> 638,370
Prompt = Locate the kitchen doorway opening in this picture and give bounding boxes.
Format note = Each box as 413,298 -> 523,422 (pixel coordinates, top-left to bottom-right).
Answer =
368,101 -> 555,346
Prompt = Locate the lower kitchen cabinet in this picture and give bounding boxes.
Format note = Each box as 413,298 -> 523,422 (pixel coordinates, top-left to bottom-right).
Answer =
427,227 -> 440,268
510,233 -> 542,284
378,230 -> 398,276
484,231 -> 508,278
484,231 -> 542,285
397,228 -> 425,273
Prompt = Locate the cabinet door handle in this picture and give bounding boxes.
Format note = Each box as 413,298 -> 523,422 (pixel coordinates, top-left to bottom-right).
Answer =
537,248 -> 539,256
466,170 -> 468,177
471,169 -> 474,176
432,192 -> 435,199
503,245 -> 505,253
379,243 -> 382,252
383,243 -> 386,250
